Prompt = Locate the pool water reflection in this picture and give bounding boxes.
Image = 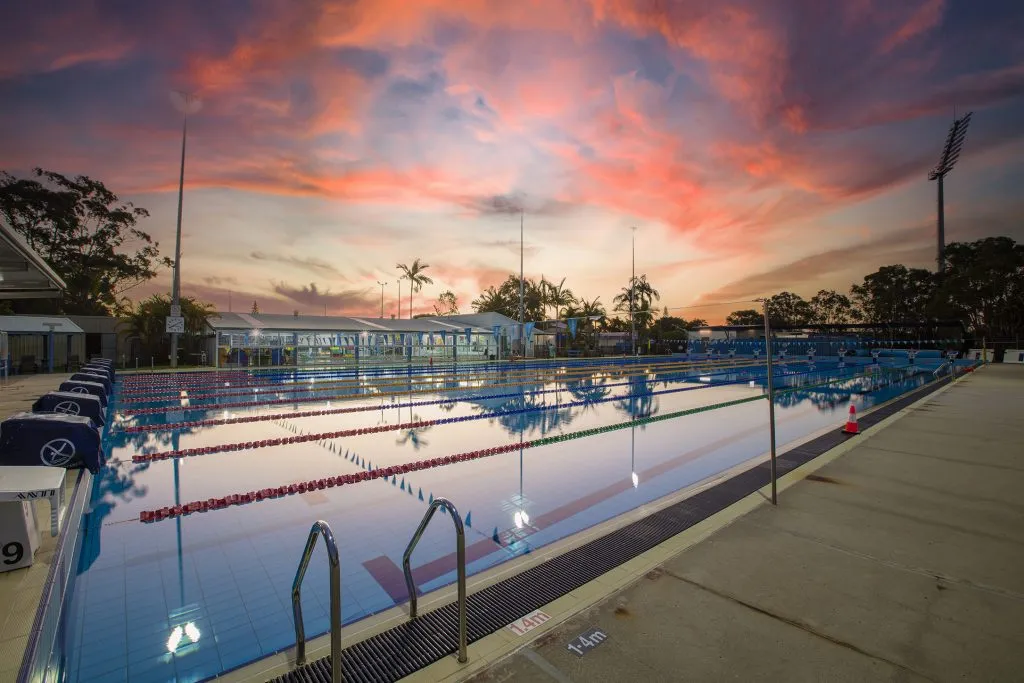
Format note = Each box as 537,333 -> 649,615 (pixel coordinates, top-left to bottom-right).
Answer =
62,357 -> 944,682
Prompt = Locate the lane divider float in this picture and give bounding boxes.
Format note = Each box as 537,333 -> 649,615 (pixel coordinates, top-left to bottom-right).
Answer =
136,368 -> 923,523
119,359 -> 805,416
117,361 -> 809,433
117,357 -> 758,403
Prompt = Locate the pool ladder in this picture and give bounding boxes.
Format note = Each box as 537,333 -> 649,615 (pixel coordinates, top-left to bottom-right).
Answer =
403,497 -> 468,663
290,499 -> 469,682
292,521 -> 342,680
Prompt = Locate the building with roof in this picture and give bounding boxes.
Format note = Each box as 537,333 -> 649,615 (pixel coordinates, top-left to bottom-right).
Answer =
0,221 -> 66,301
0,315 -> 84,373
205,311 -> 533,367
66,315 -> 127,363
1,222 -> 72,375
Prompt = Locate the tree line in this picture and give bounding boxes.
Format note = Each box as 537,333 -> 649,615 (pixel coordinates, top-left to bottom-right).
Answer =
724,238 -> 1024,341
3,167 -> 1023,364
466,237 -> 1024,345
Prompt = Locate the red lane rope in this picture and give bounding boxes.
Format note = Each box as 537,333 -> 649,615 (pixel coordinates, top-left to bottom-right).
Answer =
138,441 -> 530,523
130,420 -> 435,463
121,402 -> 383,433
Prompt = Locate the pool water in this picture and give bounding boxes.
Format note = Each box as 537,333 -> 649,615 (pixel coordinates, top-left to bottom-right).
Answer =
60,356 -> 943,682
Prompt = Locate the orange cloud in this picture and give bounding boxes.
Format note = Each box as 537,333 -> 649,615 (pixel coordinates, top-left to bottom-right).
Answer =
3,0 -> 1022,320
131,163 -> 506,208
880,0 -> 945,53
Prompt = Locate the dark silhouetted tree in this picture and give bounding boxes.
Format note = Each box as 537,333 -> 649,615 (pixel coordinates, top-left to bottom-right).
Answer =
726,309 -> 763,326
810,289 -> 854,326
0,168 -> 170,314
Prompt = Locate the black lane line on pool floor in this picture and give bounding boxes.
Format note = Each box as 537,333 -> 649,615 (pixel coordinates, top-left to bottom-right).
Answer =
263,375 -> 953,683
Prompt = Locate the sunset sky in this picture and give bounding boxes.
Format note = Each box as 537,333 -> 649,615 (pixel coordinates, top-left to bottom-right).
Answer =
2,0 -> 1023,323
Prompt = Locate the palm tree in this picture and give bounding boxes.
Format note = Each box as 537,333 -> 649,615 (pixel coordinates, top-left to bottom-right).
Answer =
564,296 -> 605,351
539,275 -> 551,320
547,277 -> 576,319
471,286 -> 509,315
578,296 -> 606,319
613,274 -> 660,332
396,258 -> 433,318
119,294 -> 214,364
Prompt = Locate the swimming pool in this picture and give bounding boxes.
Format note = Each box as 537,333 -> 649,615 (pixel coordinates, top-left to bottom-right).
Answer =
57,356 -> 947,682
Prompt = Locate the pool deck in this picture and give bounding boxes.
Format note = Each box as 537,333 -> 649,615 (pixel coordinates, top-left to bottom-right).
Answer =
0,373 -> 74,683
412,364 -> 1024,682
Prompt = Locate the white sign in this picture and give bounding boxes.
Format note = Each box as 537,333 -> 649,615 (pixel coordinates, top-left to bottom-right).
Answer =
507,610 -> 551,636
166,316 -> 185,333
170,304 -> 181,317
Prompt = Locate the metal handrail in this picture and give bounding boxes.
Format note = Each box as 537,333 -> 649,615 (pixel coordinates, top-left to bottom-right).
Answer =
292,520 -> 342,681
403,497 -> 468,663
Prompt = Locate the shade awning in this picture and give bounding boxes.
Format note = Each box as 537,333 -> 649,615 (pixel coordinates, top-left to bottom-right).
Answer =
0,222 -> 66,299
0,316 -> 84,334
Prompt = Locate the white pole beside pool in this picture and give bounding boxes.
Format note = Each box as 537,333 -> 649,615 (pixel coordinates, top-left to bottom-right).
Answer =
762,298 -> 777,505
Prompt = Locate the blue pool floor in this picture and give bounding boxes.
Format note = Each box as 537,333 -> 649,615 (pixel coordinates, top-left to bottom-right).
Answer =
57,358 -> 955,682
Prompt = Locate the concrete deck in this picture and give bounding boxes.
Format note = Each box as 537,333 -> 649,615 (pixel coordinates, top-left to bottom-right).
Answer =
460,365 -> 1024,683
0,372 -> 75,683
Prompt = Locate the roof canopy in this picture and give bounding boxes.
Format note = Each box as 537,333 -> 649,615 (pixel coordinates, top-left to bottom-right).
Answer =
207,311 -> 519,334
0,315 -> 84,334
699,320 -> 966,333
0,222 -> 66,299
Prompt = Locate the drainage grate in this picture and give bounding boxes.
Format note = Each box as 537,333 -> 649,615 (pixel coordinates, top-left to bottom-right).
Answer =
270,377 -> 951,683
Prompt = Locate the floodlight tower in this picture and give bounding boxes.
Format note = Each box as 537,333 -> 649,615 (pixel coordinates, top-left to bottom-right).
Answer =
928,111 -> 972,274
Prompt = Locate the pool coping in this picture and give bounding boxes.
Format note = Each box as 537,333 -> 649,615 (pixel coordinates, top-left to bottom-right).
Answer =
15,467 -> 91,683
220,367 -> 963,682
407,365 -> 972,683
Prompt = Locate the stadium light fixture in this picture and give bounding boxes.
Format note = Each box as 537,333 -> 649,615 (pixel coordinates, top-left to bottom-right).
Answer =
928,112 -> 972,274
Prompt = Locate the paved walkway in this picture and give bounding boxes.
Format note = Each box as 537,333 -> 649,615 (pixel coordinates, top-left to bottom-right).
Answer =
0,372 -> 74,683
469,365 -> 1024,682
0,373 -> 72,416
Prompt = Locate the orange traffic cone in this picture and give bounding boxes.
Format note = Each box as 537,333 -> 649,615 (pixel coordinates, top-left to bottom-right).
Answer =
842,404 -> 859,435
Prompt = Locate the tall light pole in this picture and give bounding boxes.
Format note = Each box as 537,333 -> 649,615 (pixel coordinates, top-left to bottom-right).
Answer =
929,111 -> 972,274
169,91 -> 201,369
630,226 -> 637,357
519,209 -> 525,356
377,281 -> 387,318
396,279 -> 401,319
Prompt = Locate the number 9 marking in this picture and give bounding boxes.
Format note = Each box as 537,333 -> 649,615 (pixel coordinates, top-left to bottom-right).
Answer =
2,541 -> 25,565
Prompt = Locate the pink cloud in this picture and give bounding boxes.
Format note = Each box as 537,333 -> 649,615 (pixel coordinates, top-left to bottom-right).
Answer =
2,0 -> 1022,319
880,0 -> 946,53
